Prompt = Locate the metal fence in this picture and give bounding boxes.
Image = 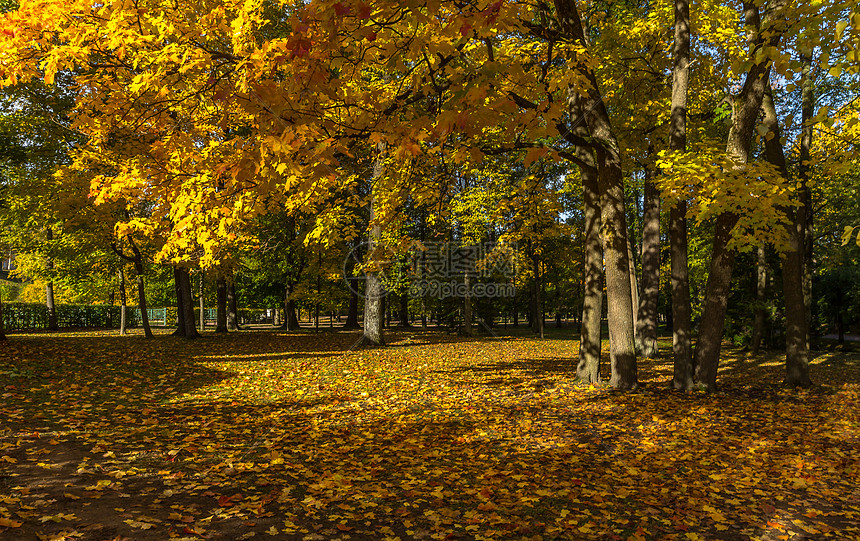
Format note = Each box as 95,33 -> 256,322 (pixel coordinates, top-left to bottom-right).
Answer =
1,303 -> 272,332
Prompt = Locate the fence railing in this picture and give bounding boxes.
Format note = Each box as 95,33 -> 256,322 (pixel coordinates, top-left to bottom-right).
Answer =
1,303 -> 273,332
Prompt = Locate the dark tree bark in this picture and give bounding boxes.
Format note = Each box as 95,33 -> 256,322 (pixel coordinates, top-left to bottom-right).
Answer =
46,227 -> 58,331
799,54 -> 814,347
627,235 -> 639,333
174,267 -> 199,339
118,268 -> 128,335
216,277 -> 228,333
173,267 -> 185,336
761,89 -> 812,387
576,142 -> 603,383
399,293 -> 411,328
282,283 -> 301,330
694,212 -> 740,389
669,0 -> 694,390
344,289 -> 359,329
750,246 -> 767,355
199,271 -> 205,331
113,237 -> 153,338
636,158 -> 660,358
227,276 -> 240,331
553,0 -> 636,388
344,241 -> 361,329
532,249 -> 543,338
127,238 -> 152,338
0,287 -> 6,341
362,148 -> 385,346
463,274 -> 473,337
694,0 -> 784,391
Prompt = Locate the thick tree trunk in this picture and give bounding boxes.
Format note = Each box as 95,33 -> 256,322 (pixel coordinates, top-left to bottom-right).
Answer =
127,238 -> 153,338
595,144 -> 637,389
552,0 -> 635,387
799,54 -> 814,347
627,235 -> 639,331
0,288 -> 5,341
180,268 -> 199,338
46,227 -> 58,331
227,276 -> 240,331
750,246 -> 767,355
282,283 -> 301,330
174,267 -> 199,339
669,0 -> 694,390
362,149 -> 386,346
694,0 -> 782,391
216,277 -> 228,333
636,163 -> 660,358
344,288 -> 359,329
577,149 -> 603,383
761,89 -> 812,387
118,268 -> 128,335
533,252 -> 544,339
670,202 -> 694,389
173,267 -> 185,336
199,271 -> 205,331
837,311 -> 845,345
694,212 -> 739,389
463,275 -> 473,336
399,293 -> 411,328
783,228 -> 811,385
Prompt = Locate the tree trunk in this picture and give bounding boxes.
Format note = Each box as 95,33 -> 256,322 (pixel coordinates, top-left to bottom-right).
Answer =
174,267 -> 199,339
399,293 -> 411,328
227,276 -> 240,331
636,161 -> 660,358
669,0 -> 694,390
463,274 -> 473,337
694,0 -> 781,391
783,226 -> 811,385
118,268 -> 128,335
344,285 -> 360,329
528,242 -> 544,338
127,238 -> 153,338
216,277 -> 228,333
837,310 -> 845,345
0,287 -> 5,341
594,142 -> 637,389
46,226 -> 58,331
799,53 -> 814,347
627,235 -> 639,331
173,267 -> 185,336
577,147 -> 603,383
761,89 -> 812,387
282,283 -> 301,330
314,249 -> 321,332
694,212 -> 739,390
552,0 -> 637,388
199,271 -> 205,331
362,148 -> 386,346
750,246 -> 767,355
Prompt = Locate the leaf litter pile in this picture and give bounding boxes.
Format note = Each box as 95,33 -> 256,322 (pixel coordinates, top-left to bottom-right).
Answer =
1,329 -> 858,541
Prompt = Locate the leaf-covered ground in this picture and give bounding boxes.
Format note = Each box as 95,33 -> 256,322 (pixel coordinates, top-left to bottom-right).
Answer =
1,329 -> 858,541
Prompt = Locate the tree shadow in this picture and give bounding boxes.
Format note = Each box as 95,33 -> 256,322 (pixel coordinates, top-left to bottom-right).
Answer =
2,331 -> 858,541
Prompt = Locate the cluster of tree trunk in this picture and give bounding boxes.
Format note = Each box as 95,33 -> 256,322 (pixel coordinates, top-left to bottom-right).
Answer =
0,288 -> 5,341
560,0 -> 811,391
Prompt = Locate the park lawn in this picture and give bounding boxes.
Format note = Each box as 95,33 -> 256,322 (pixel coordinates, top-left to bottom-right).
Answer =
0,329 -> 858,541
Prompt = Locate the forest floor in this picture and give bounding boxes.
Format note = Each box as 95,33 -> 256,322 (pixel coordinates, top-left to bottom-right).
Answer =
0,328 -> 858,541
